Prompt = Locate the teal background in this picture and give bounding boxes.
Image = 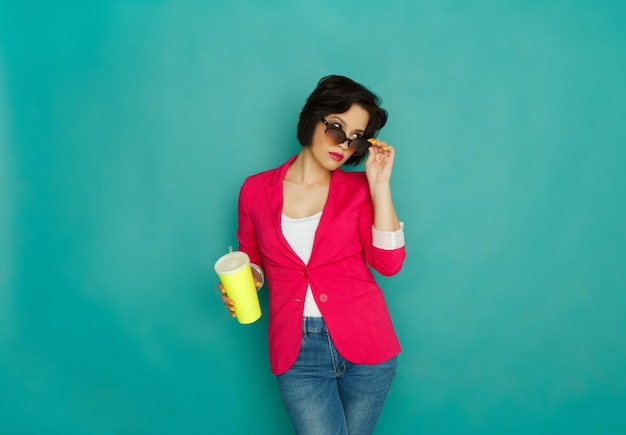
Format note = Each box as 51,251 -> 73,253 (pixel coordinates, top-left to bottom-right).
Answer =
1,1 -> 625,434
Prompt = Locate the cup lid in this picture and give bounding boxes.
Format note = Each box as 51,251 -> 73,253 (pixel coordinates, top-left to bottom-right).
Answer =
214,251 -> 250,274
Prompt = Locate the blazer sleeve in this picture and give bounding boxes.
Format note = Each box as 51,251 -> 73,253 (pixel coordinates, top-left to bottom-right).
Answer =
236,178 -> 264,270
357,191 -> 406,276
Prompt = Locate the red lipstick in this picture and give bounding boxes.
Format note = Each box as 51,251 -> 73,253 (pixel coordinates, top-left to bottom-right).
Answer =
329,152 -> 343,162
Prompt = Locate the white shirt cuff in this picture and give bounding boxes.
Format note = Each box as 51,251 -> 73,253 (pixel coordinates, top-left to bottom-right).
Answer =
372,222 -> 405,250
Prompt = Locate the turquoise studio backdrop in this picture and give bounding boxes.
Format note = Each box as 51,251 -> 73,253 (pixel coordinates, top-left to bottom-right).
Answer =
1,1 -> 625,434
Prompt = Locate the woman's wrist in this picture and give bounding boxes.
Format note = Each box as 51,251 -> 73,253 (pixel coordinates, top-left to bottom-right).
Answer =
369,182 -> 392,202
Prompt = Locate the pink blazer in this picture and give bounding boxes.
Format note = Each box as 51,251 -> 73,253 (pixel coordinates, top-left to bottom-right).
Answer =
237,156 -> 406,375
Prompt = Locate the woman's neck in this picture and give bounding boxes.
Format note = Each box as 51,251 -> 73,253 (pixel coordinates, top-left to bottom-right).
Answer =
285,148 -> 331,186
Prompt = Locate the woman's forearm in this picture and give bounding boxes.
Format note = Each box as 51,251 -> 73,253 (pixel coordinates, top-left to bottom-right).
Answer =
370,183 -> 401,231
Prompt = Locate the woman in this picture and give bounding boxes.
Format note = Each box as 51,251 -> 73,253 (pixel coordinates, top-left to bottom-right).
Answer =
218,75 -> 406,434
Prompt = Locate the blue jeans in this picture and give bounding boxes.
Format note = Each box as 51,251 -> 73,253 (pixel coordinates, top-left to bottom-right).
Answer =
276,317 -> 397,435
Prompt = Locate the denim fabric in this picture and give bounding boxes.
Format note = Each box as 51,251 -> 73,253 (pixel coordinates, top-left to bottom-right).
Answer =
277,317 -> 397,435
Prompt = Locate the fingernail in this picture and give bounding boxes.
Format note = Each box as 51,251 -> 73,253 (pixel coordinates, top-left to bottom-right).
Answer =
255,281 -> 262,287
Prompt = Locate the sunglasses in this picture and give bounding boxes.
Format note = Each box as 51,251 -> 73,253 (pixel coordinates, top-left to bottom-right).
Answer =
321,118 -> 370,156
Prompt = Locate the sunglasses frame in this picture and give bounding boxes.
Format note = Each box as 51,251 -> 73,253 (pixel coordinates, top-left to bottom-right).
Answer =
321,118 -> 371,156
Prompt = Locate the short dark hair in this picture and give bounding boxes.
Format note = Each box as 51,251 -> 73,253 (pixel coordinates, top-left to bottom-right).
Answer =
296,75 -> 388,166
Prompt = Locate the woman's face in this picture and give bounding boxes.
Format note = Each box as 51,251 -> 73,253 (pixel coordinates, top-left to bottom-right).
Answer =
309,104 -> 370,169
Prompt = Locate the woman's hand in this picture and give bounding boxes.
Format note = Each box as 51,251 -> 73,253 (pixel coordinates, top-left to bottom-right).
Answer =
365,139 -> 395,186
218,267 -> 264,318
218,282 -> 237,318
364,139 -> 401,232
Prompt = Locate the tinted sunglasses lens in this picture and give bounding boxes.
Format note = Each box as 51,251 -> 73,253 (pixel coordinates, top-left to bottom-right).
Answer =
325,126 -> 347,145
352,139 -> 370,155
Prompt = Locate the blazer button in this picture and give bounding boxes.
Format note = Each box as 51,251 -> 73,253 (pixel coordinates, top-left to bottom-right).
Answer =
319,293 -> 328,303
302,269 -> 309,278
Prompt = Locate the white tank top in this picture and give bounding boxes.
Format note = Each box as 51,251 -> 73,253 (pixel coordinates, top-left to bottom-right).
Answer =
281,212 -> 323,317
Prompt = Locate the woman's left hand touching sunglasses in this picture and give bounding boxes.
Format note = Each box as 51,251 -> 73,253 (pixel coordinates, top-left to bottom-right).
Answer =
365,138 -> 396,185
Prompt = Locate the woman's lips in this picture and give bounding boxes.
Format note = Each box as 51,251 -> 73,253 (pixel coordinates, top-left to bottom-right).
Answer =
329,152 -> 343,161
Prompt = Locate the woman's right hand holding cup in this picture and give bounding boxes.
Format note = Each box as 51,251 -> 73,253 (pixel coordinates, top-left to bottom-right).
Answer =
218,266 -> 263,318
218,282 -> 237,317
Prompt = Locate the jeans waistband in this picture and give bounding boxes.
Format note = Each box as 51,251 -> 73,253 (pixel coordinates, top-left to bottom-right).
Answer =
302,316 -> 326,333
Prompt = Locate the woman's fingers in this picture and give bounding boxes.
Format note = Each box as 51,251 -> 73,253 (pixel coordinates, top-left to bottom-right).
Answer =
223,294 -> 236,318
367,138 -> 390,151
218,283 -> 236,317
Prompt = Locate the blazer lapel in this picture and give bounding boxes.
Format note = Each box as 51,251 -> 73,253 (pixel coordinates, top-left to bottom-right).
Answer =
309,169 -> 348,264
265,156 -> 303,263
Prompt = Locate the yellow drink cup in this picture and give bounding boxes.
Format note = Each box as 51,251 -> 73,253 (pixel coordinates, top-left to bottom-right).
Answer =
214,251 -> 261,324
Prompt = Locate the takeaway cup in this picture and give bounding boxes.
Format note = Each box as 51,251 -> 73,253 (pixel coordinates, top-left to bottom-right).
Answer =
214,251 -> 261,324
